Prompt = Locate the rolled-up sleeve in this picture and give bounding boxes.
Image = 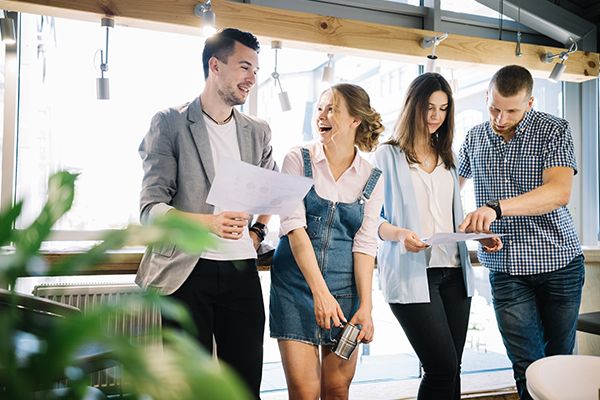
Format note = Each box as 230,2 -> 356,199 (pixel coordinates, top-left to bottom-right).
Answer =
352,177 -> 384,257
139,111 -> 178,224
278,148 -> 308,236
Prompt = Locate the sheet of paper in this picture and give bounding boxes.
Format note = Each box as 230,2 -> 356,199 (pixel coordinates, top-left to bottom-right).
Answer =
206,158 -> 313,216
422,232 -> 505,246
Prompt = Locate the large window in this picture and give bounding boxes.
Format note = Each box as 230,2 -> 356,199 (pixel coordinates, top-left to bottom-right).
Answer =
16,15 -> 204,232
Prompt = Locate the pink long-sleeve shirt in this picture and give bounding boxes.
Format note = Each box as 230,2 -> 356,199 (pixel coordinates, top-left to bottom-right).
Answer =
279,142 -> 384,257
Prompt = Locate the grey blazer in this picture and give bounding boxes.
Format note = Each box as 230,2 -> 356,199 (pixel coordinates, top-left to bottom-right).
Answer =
135,97 -> 277,294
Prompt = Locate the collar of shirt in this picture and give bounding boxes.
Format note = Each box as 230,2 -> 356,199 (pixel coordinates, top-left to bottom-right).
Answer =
312,142 -> 361,173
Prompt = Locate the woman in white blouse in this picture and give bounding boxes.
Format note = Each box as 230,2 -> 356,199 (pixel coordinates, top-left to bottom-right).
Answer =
270,83 -> 384,399
372,73 -> 502,400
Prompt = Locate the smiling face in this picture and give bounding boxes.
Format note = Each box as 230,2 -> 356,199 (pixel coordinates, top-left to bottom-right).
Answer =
213,41 -> 259,106
315,89 -> 360,147
426,90 -> 449,135
487,86 -> 533,135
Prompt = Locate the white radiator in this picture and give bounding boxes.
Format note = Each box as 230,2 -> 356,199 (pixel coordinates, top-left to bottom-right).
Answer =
33,283 -> 162,392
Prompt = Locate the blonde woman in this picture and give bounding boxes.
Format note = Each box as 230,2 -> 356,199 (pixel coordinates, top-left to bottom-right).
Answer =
270,83 -> 384,399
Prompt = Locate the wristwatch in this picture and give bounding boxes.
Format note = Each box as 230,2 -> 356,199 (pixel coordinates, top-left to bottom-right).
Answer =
249,222 -> 269,242
484,199 -> 503,220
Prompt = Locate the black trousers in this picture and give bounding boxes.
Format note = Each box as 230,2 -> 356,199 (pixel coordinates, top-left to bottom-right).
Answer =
163,258 -> 265,399
389,267 -> 471,400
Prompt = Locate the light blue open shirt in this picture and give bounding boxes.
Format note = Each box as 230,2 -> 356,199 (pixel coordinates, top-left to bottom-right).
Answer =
372,144 -> 475,304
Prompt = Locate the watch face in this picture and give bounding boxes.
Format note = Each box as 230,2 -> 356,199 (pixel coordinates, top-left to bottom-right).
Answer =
487,200 -> 499,208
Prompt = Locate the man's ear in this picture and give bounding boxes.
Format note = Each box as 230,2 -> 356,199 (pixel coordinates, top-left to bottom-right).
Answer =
526,96 -> 534,111
209,56 -> 220,76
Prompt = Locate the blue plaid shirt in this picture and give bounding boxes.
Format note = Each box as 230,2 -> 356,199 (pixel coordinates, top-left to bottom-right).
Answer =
458,110 -> 582,275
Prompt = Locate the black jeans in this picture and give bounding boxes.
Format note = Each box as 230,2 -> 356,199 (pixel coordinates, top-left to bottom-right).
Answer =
163,258 -> 265,399
389,267 -> 471,400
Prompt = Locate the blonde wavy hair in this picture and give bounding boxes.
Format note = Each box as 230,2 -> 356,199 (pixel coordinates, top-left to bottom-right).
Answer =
328,83 -> 384,152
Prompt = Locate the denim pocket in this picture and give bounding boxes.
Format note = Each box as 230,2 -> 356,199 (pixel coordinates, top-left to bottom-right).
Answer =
306,214 -> 322,239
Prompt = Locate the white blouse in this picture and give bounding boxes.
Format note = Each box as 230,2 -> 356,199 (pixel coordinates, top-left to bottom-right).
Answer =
409,161 -> 460,268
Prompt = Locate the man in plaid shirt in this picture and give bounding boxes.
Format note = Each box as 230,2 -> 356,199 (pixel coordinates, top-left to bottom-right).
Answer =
458,65 -> 584,400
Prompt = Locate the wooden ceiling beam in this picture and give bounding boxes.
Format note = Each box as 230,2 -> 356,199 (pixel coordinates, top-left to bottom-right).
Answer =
0,0 -> 598,82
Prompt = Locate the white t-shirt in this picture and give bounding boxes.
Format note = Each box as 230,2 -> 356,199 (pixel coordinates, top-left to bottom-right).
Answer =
200,115 -> 256,261
409,161 -> 460,268
149,115 -> 256,261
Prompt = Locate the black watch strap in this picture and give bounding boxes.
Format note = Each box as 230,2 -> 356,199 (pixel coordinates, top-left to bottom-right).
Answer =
252,222 -> 267,230
250,223 -> 267,242
485,200 -> 502,220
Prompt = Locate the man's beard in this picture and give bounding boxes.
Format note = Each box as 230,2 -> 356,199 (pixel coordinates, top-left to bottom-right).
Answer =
491,121 -> 516,135
218,86 -> 246,107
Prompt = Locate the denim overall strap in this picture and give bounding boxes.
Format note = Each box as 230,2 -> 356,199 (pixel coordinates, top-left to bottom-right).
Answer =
300,148 -> 313,178
360,167 -> 382,200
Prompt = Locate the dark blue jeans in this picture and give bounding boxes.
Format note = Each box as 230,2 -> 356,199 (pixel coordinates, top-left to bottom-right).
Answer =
489,254 -> 585,400
390,267 -> 471,400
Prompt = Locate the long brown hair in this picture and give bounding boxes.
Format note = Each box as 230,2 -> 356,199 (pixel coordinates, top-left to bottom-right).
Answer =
386,73 -> 455,169
329,83 -> 384,152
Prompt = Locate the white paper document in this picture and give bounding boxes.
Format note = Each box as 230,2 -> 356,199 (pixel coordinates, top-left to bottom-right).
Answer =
422,232 -> 505,246
206,158 -> 313,216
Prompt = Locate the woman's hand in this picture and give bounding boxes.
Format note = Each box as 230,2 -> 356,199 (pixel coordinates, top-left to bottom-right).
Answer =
349,306 -> 374,343
313,290 -> 346,330
397,228 -> 429,253
477,236 -> 503,253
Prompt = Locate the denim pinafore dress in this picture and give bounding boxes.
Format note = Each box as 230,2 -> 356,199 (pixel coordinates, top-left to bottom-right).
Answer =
269,148 -> 382,345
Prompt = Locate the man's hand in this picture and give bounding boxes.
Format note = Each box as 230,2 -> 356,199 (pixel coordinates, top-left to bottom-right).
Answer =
208,211 -> 249,239
477,236 -> 503,253
459,206 -> 497,233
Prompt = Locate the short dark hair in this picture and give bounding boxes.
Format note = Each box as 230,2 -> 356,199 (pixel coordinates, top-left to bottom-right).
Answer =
202,28 -> 260,80
489,65 -> 534,97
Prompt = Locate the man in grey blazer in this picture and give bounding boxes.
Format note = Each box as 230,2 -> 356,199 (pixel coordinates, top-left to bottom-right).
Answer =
136,28 -> 277,399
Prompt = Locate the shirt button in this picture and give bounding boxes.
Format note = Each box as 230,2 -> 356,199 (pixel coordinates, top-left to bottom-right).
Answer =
505,179 -> 509,183
509,240 -> 513,245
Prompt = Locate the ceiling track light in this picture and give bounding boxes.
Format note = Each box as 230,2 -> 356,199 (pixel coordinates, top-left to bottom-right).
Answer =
420,33 -> 448,73
515,0 -> 523,57
540,37 -> 577,83
194,0 -> 216,37
271,40 -> 291,112
96,17 -> 114,100
322,53 -> 334,83
0,10 -> 16,44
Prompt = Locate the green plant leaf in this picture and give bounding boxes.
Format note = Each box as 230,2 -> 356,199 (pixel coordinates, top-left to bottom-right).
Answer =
14,171 -> 77,257
48,214 -> 213,277
0,170 -> 245,399
0,201 -> 23,247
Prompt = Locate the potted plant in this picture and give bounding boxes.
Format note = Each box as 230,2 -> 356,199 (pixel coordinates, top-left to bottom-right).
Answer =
0,171 -> 252,399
